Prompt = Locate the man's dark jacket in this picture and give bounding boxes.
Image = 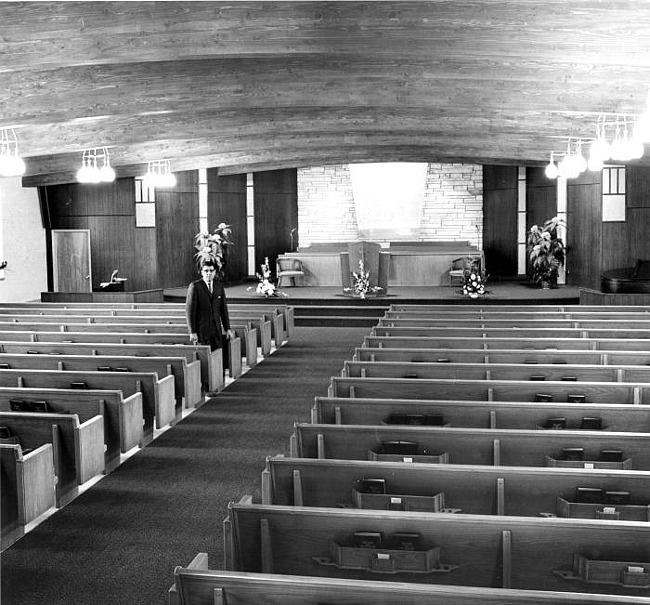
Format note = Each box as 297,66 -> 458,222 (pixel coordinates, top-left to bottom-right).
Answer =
185,278 -> 231,350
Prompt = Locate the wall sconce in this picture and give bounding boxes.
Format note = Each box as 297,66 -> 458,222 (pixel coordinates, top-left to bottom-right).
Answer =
0,128 -> 26,177
143,159 -> 176,188
76,147 -> 115,183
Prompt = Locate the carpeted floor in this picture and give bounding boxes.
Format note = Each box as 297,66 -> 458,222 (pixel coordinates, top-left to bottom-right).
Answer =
0,326 -> 371,605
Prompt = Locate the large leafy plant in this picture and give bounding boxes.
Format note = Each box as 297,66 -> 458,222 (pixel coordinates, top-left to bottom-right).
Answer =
527,216 -> 566,286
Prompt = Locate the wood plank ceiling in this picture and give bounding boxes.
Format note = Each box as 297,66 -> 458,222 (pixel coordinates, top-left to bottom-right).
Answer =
2,1 -> 650,186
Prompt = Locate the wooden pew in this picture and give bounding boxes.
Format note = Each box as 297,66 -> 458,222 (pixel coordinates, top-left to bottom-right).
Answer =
311,397 -> 650,433
290,423 -> 650,470
0,411 -> 104,507
0,333 -> 224,393
387,303 -> 650,314
168,553 -> 640,605
0,342 -> 206,404
0,351 -> 201,409
384,308 -> 650,320
342,359 -> 650,384
0,367 -> 174,440
378,317 -> 650,330
1,443 -> 56,549
0,386 -> 142,471
0,314 -> 260,370
263,456 -> 650,522
328,376 -> 649,405
224,501 -> 650,596
362,334 -> 650,353
0,322 -> 244,379
371,325 -> 650,340
353,346 -> 650,367
0,301 -> 296,339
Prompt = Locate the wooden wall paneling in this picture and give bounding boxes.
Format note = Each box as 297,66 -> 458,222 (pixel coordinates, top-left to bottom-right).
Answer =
567,173 -> 601,288
482,166 -> 517,278
525,169 -> 556,234
626,165 -> 650,208
253,169 -> 298,274
207,171 -> 248,284
134,226 -> 159,291
43,179 -> 140,290
155,170 -> 199,289
625,166 -> 650,265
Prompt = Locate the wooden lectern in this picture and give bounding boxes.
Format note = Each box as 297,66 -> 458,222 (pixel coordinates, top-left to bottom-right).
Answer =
340,241 -> 389,295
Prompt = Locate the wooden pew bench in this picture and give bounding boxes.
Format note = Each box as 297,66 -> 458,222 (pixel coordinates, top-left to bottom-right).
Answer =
378,316 -> 650,331
263,456 -> 650,522
0,411 -> 104,507
383,308 -> 650,320
311,397 -> 650,433
0,342 -> 206,404
362,334 -> 650,353
0,386 -> 142,472
0,314 -> 260,372
371,325 -> 650,341
353,346 -> 650,366
387,303 -> 650,314
0,351 -> 201,410
167,553 -> 631,605
290,423 -> 650,470
0,367 -> 174,441
328,376 -> 649,405
1,443 -> 56,549
224,501 -> 650,596
342,359 -> 650,384
0,333 -> 225,393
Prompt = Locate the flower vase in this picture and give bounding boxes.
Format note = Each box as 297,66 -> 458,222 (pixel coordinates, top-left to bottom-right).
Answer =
359,292 -> 366,299
469,292 -> 479,299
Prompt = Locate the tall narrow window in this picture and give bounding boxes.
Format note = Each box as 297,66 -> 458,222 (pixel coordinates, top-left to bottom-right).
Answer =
135,177 -> 156,227
198,168 -> 208,233
247,173 -> 255,276
517,167 -> 527,275
602,165 -> 626,222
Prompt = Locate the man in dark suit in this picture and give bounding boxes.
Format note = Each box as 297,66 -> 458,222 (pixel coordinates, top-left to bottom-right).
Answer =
186,259 -> 235,396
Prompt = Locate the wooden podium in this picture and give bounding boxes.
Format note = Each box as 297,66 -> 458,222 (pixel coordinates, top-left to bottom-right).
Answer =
340,241 -> 389,295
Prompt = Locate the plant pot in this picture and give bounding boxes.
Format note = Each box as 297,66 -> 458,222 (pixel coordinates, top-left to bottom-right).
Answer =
541,280 -> 551,290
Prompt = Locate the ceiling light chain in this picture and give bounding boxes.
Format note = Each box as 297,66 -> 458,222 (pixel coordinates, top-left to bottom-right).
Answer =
76,147 -> 115,183
0,128 -> 26,177
143,159 -> 176,188
546,110 -> 647,180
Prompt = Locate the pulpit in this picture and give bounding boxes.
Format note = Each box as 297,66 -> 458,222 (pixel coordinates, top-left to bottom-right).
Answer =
340,241 -> 389,295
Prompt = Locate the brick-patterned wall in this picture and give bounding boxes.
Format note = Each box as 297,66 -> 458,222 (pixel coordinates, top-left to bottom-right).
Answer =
297,165 -> 358,246
298,163 -> 483,246
420,163 -> 483,247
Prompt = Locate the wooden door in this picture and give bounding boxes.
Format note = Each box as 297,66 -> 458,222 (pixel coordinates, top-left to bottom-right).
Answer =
52,229 -> 92,292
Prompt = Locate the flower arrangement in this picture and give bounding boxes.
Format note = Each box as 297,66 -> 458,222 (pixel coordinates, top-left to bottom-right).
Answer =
247,257 -> 288,297
193,223 -> 234,274
344,259 -> 382,299
461,268 -> 487,298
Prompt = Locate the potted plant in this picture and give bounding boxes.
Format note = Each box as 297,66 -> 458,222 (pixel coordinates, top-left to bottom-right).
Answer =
527,216 -> 566,288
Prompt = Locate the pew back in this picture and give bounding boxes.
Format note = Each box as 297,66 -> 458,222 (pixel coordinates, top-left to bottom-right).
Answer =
291,423 -> 650,470
0,411 -> 104,507
225,502 -> 650,596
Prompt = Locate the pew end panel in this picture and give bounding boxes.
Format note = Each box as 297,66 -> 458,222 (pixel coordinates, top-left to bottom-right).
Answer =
155,373 -> 177,428
1,443 -> 56,550
184,359 -> 203,408
229,337 -> 243,380
208,348 -> 224,393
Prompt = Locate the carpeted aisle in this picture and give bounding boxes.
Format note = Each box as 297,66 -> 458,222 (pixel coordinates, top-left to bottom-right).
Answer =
1,326 -> 370,605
